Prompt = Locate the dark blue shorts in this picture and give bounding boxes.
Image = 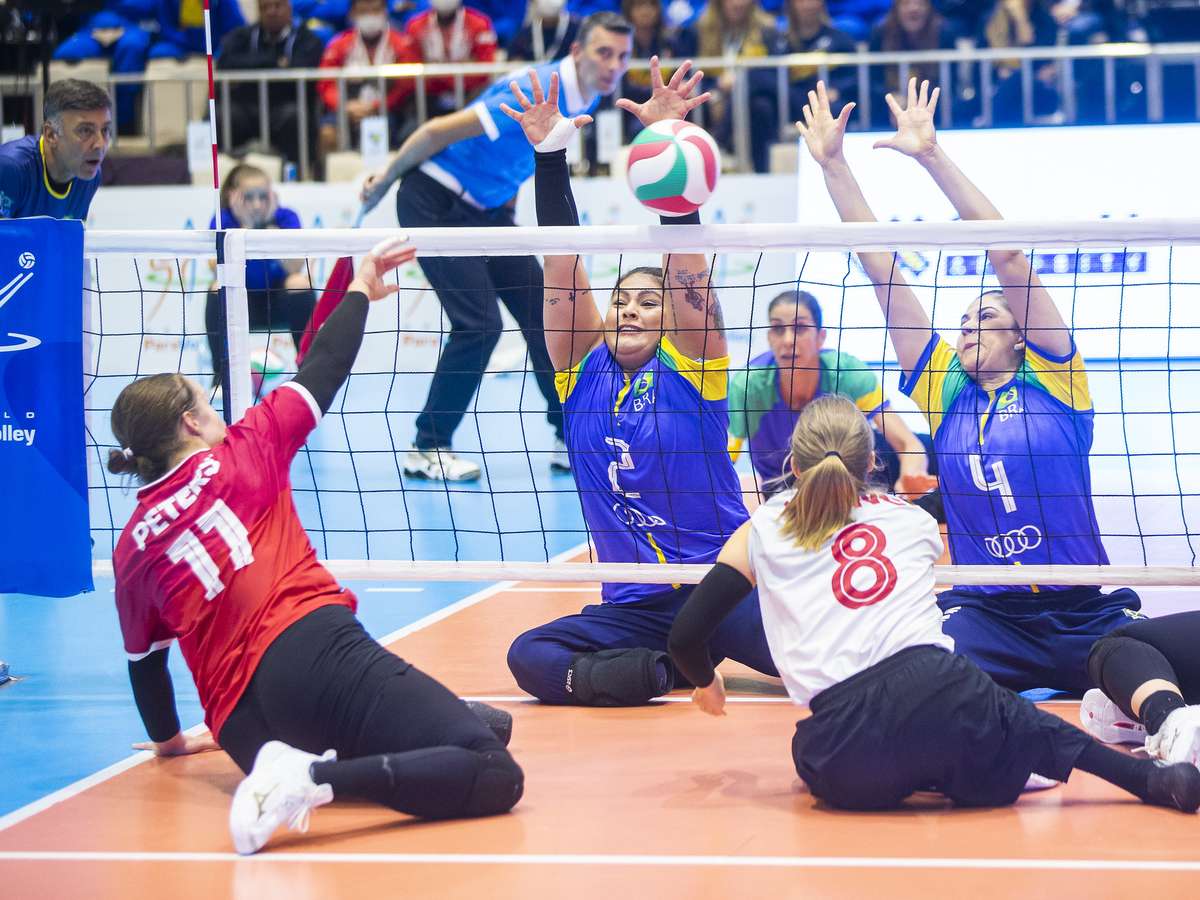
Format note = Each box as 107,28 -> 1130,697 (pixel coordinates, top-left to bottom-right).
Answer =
937,586 -> 1143,695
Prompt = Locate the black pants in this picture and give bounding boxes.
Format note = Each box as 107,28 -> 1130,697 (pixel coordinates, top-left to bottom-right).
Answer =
792,645 -> 1090,810
1088,612 -> 1200,717
396,170 -> 562,449
220,604 -> 523,819
205,284 -> 316,385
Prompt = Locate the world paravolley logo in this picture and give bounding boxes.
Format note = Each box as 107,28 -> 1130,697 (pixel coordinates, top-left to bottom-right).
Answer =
0,251 -> 42,352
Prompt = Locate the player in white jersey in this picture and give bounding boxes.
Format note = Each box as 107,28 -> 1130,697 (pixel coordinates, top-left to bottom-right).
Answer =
668,396 -> 1199,812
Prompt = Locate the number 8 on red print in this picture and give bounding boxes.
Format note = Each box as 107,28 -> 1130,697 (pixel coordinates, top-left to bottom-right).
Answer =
830,524 -> 898,609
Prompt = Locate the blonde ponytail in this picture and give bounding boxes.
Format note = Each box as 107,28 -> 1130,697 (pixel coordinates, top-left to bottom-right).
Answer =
777,395 -> 874,550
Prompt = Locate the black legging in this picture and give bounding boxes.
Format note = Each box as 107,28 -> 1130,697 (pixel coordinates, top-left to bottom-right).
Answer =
1088,611 -> 1200,721
219,604 -> 523,820
205,284 -> 317,386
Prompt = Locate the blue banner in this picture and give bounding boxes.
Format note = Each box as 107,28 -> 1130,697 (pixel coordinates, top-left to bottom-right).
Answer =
0,219 -> 91,596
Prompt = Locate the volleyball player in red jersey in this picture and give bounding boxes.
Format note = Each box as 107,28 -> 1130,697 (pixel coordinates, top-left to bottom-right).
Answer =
108,239 -> 523,855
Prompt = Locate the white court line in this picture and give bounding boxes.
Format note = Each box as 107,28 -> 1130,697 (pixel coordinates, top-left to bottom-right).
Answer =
0,851 -> 1198,871
0,543 -> 588,836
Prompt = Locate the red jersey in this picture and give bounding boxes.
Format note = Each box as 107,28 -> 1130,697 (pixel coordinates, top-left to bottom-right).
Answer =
405,7 -> 497,98
317,27 -> 421,113
113,382 -> 355,739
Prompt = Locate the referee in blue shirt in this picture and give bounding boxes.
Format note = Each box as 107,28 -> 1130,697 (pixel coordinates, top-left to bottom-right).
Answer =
0,80 -> 112,221
360,11 -> 634,482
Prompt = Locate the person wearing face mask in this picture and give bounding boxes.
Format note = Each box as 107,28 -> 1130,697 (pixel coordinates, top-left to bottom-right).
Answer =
801,79 -> 1143,696
358,13 -> 636,482
219,0 -> 326,165
318,0 -> 422,158
508,0 -> 582,61
404,0 -> 499,115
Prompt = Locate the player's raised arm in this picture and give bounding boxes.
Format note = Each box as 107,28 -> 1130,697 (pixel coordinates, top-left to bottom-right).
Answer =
292,238 -> 415,414
875,78 -> 1070,357
501,70 -> 604,372
797,82 -> 931,378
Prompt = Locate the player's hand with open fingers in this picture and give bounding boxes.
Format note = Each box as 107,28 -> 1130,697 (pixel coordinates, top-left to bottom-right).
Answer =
795,80 -> 855,169
352,236 -> 416,301
500,70 -> 593,151
691,671 -> 727,717
133,730 -> 221,757
874,77 -> 940,159
615,56 -> 711,127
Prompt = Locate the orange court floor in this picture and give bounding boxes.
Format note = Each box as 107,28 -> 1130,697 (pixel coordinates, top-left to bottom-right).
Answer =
2,578 -> 1198,900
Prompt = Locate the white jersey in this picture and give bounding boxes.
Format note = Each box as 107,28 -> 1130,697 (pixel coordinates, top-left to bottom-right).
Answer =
748,490 -> 952,706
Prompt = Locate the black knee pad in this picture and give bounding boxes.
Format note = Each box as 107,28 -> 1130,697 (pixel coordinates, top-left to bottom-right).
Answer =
464,750 -> 525,817
465,701 -> 513,747
1087,634 -> 1175,721
567,648 -> 673,707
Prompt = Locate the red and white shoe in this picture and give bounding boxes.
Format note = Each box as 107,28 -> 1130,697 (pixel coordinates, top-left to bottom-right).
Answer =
1080,688 -> 1147,746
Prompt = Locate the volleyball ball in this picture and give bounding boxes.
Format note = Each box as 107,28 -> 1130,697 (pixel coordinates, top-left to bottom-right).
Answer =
625,120 -> 720,217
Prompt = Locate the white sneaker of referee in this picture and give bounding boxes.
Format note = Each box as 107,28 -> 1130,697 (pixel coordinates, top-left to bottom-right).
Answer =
404,447 -> 482,482
229,741 -> 335,855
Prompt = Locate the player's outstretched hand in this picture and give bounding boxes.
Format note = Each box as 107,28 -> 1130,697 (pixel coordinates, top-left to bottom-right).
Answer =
874,77 -> 939,159
359,171 -> 392,215
691,671 -> 727,717
352,236 -> 416,302
500,70 -> 593,151
796,81 -> 855,169
615,56 -> 711,127
133,730 -> 221,757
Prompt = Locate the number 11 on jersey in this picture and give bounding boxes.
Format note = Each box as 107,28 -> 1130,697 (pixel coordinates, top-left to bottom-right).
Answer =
165,499 -> 254,600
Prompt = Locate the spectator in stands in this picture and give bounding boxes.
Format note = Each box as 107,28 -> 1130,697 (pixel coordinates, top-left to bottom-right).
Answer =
825,0 -> 890,40
318,0 -> 421,158
220,0 -> 326,167
868,0 -> 955,126
508,0 -> 582,61
676,0 -> 783,172
294,0 -> 353,41
784,0 -> 857,116
984,0 -> 1061,124
405,0 -> 498,116
465,0 -> 532,45
205,163 -> 316,390
53,0 -> 244,135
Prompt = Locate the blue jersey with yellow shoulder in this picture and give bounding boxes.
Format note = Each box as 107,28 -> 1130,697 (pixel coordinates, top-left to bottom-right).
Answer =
557,336 -> 749,605
0,136 -> 100,221
901,335 -> 1106,594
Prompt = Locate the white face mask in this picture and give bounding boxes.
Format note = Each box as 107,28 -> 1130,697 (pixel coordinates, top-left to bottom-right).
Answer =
535,0 -> 566,17
430,0 -> 461,14
355,13 -> 386,38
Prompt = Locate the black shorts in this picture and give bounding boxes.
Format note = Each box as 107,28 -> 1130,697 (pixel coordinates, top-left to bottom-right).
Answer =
792,645 -> 1090,810
219,604 -> 501,773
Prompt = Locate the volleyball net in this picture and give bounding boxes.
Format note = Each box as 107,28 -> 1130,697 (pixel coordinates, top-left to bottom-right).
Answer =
83,220 -> 1200,587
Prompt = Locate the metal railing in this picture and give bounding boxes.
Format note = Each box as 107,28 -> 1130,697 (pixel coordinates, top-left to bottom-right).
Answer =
4,40 -> 1200,177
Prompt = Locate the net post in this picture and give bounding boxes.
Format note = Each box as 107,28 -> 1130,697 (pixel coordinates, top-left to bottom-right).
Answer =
217,229 -> 253,422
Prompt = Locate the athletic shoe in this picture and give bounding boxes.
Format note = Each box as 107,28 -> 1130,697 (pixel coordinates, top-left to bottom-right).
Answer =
1022,773 -> 1060,792
549,438 -> 571,473
403,448 -> 481,482
1080,688 -> 1147,745
466,700 -> 513,746
229,741 -> 335,855
1145,761 -> 1200,813
1145,705 -> 1200,768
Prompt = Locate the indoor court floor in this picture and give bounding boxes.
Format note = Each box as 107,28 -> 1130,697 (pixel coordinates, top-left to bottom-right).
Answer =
3,564 -> 1199,899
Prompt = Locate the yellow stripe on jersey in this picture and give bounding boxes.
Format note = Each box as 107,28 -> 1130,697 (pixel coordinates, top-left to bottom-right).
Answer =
905,338 -> 959,437
1024,342 -> 1092,412
854,384 -> 885,417
645,532 -> 681,588
728,435 -> 744,462
179,0 -> 205,28
38,136 -> 71,200
555,359 -> 585,403
658,335 -> 729,401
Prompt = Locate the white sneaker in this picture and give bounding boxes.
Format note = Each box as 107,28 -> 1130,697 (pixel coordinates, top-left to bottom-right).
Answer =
1145,705 -> 1200,768
403,448 -> 481,482
229,741 -> 335,855
1080,688 -> 1147,745
550,438 -> 571,473
1023,773 -> 1060,792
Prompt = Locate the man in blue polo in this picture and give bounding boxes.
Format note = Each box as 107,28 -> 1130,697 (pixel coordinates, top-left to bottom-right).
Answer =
0,80 -> 112,221
360,11 -> 633,481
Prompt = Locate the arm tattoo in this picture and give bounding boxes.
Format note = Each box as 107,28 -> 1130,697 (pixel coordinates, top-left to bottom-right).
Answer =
673,268 -> 725,333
